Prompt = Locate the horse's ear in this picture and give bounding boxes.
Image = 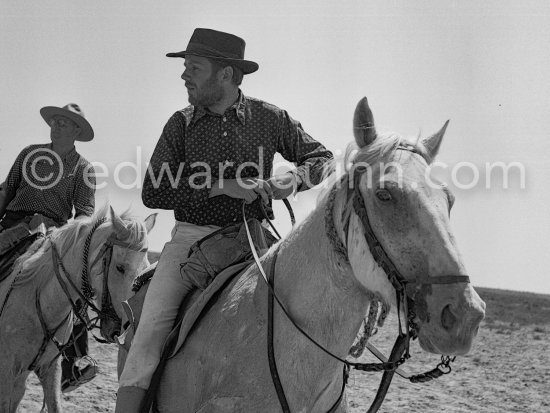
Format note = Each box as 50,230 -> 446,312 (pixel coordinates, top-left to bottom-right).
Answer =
110,206 -> 130,238
422,120 -> 449,163
353,96 -> 377,148
144,213 -> 157,234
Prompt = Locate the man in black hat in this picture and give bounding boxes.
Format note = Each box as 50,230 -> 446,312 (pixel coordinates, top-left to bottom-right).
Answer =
116,28 -> 333,411
0,103 -> 97,392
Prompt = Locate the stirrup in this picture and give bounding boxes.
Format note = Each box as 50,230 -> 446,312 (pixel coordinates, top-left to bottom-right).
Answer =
61,356 -> 98,393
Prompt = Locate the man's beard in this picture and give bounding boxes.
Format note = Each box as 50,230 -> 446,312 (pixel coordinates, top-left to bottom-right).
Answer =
188,75 -> 224,107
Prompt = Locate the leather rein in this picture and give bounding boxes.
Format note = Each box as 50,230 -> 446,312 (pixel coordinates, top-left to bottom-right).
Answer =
244,145 -> 471,412
29,217 -> 145,371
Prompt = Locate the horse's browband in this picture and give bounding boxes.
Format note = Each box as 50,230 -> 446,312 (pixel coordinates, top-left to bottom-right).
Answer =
407,275 -> 470,285
396,143 -> 421,154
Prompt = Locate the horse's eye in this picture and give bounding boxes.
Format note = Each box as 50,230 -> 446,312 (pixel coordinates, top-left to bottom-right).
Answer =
375,189 -> 392,201
116,264 -> 125,274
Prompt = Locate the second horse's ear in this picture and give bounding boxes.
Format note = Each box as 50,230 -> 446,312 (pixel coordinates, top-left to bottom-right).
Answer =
110,206 -> 130,238
144,213 -> 158,234
353,96 -> 377,148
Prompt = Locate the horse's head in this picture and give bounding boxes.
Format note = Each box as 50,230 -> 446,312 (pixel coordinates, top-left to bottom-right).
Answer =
88,207 -> 156,342
345,97 -> 485,356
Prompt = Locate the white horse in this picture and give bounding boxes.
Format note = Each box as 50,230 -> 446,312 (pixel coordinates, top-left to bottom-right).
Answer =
121,97 -> 486,412
0,206 -> 156,412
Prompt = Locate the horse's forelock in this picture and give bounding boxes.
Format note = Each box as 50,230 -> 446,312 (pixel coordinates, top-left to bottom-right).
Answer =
318,133 -> 418,203
114,209 -> 148,251
118,218 -> 148,251
348,132 -> 403,168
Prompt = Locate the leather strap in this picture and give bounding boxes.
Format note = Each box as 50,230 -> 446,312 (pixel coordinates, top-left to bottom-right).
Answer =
267,252 -> 291,412
408,275 -> 471,285
367,334 -> 409,413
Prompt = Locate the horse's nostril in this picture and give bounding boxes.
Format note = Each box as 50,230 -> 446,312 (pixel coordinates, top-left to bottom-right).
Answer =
441,304 -> 457,331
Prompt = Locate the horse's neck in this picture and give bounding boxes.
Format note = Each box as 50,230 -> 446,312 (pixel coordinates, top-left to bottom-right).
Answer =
272,194 -> 373,358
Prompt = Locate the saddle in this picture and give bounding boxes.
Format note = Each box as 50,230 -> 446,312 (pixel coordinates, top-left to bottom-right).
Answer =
0,214 -> 59,282
0,222 -> 48,283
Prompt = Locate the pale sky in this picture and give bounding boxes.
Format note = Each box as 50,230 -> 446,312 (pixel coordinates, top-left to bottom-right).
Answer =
1,0 -> 549,294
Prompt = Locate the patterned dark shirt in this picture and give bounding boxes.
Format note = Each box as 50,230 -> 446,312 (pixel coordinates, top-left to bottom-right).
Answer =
4,144 -> 95,225
142,92 -> 333,226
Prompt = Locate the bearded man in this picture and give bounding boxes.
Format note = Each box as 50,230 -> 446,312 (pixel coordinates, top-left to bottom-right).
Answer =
116,28 -> 333,412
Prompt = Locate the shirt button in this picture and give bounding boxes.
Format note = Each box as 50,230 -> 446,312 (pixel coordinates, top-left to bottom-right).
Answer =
223,131 -> 228,137
222,117 -> 227,122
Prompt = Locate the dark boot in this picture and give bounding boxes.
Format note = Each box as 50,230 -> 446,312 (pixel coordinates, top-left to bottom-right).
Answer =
61,322 -> 95,392
61,362 -> 97,393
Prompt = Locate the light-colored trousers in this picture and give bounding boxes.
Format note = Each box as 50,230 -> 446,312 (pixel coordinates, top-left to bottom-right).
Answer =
118,221 -> 220,389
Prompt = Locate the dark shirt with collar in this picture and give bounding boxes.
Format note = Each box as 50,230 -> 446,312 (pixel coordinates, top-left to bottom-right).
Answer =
142,92 -> 333,227
3,144 -> 96,226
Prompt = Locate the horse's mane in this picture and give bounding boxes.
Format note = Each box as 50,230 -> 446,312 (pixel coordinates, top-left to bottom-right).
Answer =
11,204 -> 148,286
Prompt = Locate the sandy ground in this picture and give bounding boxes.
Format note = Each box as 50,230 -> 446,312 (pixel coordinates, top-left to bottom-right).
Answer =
16,287 -> 550,413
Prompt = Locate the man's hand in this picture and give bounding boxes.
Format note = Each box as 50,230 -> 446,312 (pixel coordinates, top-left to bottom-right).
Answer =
265,172 -> 298,200
209,173 -> 298,204
209,178 -> 273,204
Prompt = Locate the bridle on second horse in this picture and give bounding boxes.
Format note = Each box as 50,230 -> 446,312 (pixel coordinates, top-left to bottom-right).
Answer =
244,144 -> 471,413
29,217 -> 146,371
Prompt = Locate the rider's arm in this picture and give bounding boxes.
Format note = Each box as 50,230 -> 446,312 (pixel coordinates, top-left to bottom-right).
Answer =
142,112 -> 212,211
73,162 -> 96,219
276,110 -> 334,192
0,148 -> 28,219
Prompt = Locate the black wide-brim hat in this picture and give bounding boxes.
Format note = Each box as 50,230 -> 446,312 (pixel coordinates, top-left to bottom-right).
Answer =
40,103 -> 94,142
166,28 -> 259,75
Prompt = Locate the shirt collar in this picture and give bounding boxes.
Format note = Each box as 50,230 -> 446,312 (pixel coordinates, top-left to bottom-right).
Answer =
234,91 -> 246,125
47,143 -> 79,163
190,90 -> 247,126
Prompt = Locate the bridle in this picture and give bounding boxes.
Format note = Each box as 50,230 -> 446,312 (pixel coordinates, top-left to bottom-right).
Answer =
29,217 -> 146,371
246,144 -> 471,413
